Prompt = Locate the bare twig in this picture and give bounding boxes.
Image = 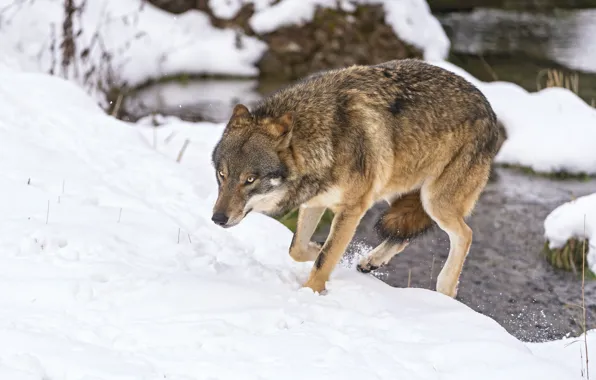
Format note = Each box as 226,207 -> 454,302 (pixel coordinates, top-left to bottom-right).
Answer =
407,268 -> 412,288
118,207 -> 122,223
164,131 -> 178,145
177,227 -> 181,244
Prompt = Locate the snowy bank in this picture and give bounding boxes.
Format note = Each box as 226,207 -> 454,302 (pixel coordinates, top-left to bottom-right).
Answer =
0,0 -> 448,100
0,0 -> 266,100
0,64 -> 590,379
544,192 -> 596,272
430,60 -> 596,176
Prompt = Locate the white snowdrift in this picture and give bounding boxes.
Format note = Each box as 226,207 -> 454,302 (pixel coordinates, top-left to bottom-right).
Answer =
544,192 -> 596,271
248,0 -> 450,61
0,64 -> 591,379
430,60 -> 596,175
0,0 -> 266,97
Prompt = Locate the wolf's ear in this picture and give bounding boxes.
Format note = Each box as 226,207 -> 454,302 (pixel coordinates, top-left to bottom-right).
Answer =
265,112 -> 294,146
229,104 -> 251,123
224,104 -> 252,134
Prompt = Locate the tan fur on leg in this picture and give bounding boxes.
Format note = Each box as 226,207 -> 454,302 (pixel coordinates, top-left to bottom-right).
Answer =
421,154 -> 492,298
304,206 -> 367,293
435,222 -> 473,297
289,206 -> 326,262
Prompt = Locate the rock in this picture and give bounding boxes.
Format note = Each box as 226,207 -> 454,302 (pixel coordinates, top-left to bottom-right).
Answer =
144,0 -> 196,14
257,5 -> 422,81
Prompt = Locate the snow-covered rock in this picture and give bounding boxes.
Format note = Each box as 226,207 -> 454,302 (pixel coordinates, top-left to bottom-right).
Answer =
545,192 -> 596,272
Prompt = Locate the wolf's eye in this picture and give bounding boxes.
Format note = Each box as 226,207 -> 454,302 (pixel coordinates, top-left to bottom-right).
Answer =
246,176 -> 255,184
218,170 -> 225,178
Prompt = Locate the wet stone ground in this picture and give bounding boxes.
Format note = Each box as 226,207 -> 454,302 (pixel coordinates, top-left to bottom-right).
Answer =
317,168 -> 596,343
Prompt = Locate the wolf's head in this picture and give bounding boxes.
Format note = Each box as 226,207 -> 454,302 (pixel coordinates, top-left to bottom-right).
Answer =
210,104 -> 293,228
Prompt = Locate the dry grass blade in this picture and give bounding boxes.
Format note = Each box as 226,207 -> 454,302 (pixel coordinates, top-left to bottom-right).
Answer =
429,255 -> 435,289
110,92 -> 124,117
582,214 -> 590,379
176,139 -> 191,163
537,68 -> 580,95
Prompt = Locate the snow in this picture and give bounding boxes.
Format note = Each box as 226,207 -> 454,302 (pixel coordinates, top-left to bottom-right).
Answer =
529,330 -> 596,376
248,0 -> 450,61
544,192 -> 596,271
429,60 -> 596,175
0,0 -> 266,101
0,62 -> 592,379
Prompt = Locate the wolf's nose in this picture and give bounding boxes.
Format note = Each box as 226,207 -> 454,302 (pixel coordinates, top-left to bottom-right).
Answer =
211,212 -> 229,226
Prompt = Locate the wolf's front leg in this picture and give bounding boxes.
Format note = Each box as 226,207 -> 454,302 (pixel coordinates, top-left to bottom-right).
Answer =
289,206 -> 326,262
303,207 -> 366,293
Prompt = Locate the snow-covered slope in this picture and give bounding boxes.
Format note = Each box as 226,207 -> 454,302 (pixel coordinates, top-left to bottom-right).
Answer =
544,192 -> 596,271
430,60 -> 596,176
0,63 -> 590,379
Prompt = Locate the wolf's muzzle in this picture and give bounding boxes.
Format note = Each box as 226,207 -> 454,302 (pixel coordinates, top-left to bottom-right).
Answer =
211,212 -> 229,226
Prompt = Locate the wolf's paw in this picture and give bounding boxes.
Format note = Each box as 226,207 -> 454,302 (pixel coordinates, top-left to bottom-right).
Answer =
290,242 -> 322,262
303,276 -> 327,294
356,256 -> 381,274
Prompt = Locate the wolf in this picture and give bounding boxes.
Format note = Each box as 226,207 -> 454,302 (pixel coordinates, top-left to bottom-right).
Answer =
210,58 -> 500,298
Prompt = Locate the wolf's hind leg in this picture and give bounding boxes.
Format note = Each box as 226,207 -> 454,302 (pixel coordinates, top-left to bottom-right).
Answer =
421,156 -> 491,298
289,206 -> 326,262
357,239 -> 409,273
357,191 -> 433,273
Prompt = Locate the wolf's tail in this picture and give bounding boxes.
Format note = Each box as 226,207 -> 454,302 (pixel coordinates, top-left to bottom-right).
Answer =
375,191 -> 435,243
